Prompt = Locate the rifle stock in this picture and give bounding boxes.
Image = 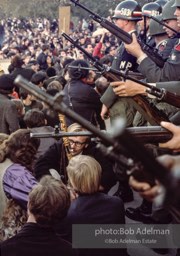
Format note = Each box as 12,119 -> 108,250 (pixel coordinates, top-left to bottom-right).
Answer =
14,75 -> 179,206
70,0 -> 165,67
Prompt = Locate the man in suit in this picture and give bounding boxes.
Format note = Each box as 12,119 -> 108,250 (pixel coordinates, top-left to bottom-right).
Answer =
34,123 -> 117,194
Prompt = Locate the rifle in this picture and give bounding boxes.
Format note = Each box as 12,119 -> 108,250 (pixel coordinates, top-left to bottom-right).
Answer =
62,33 -> 180,110
30,125 -> 172,144
14,75 -> 180,207
62,33 -> 170,125
70,0 -> 165,68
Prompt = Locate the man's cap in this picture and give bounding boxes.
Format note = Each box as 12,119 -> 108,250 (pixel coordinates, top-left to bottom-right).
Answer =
0,74 -> 15,92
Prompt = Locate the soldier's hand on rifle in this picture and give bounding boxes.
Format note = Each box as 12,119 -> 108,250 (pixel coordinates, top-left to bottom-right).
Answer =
159,122 -> 180,152
129,154 -> 180,202
124,33 -> 145,59
101,104 -> 109,120
129,176 -> 160,202
110,80 -> 146,97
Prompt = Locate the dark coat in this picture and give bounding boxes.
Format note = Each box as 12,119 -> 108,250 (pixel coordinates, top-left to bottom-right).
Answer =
0,94 -> 19,134
56,193 -> 128,256
34,140 -> 117,192
37,52 -> 48,71
63,79 -> 102,127
0,223 -> 77,256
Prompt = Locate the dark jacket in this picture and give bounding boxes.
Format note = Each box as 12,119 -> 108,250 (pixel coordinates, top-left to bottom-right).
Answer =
57,193 -> 128,256
63,79 -> 102,127
0,223 -> 77,256
0,94 -> 19,134
34,140 -> 116,192
37,52 -> 48,71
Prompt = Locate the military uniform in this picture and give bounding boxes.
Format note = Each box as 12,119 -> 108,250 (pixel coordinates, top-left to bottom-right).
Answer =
139,39 -> 180,82
101,31 -> 140,127
100,0 -> 142,127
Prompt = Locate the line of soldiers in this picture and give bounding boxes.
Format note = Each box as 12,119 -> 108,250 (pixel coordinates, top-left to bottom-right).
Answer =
101,0 -> 180,127
98,0 -> 180,229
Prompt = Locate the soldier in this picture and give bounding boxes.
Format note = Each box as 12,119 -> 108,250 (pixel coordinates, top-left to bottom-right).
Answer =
148,15 -> 169,56
123,0 -> 180,83
161,0 -> 180,60
100,0 -> 142,126
138,2 -> 162,46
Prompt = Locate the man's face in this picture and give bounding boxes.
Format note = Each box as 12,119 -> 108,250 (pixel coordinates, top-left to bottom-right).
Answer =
163,19 -> 179,37
86,45 -> 93,54
114,18 -> 128,31
175,7 -> 180,27
68,136 -> 88,156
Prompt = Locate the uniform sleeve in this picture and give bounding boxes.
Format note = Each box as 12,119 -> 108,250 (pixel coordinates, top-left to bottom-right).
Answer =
100,85 -> 118,108
3,165 -> 37,210
156,81 -> 180,94
139,48 -> 180,82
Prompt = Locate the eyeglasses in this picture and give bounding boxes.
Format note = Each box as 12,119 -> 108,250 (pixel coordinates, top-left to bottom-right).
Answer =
69,139 -> 86,147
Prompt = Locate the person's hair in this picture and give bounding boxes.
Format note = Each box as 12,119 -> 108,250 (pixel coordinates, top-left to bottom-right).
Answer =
31,71 -> 46,85
11,99 -> 24,116
67,155 -> 102,194
47,80 -> 63,92
11,55 -> 24,68
19,88 -> 28,100
0,199 -> 27,241
24,109 -> 45,128
0,133 -> 9,145
42,44 -> 49,52
28,175 -> 70,227
95,76 -> 109,95
46,67 -> 56,77
67,123 -> 90,144
0,129 -> 40,171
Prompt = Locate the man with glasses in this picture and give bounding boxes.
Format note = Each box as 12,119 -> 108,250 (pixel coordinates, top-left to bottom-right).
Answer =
34,123 -> 117,194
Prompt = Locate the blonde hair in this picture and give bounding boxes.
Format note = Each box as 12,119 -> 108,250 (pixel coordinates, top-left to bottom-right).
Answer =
67,155 -> 102,194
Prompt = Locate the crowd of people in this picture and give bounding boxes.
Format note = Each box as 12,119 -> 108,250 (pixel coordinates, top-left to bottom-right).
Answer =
0,0 -> 180,255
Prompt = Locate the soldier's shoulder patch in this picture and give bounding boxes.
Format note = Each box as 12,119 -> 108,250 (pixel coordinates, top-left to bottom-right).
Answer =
175,44 -> 180,51
175,39 -> 180,51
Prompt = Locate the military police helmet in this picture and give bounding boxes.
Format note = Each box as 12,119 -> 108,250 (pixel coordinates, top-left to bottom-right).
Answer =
149,15 -> 166,36
142,2 -> 162,17
172,0 -> 180,8
162,0 -> 177,21
155,0 -> 168,7
112,0 -> 142,21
